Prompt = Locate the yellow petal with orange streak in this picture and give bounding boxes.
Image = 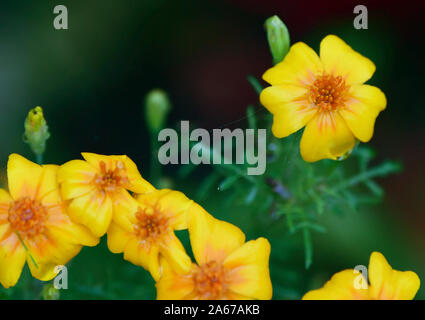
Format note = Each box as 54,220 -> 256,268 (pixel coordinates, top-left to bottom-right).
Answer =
339,85 -> 387,142
58,159 -> 97,200
188,204 -> 245,265
124,237 -> 161,281
110,188 -> 139,230
26,230 -> 83,281
35,165 -> 62,205
67,189 -> 113,237
0,189 -> 12,223
263,42 -> 323,87
368,251 -> 420,300
81,153 -> 155,194
224,237 -> 272,300
46,205 -> 99,247
156,258 -> 196,300
300,111 -> 356,162
135,189 -> 193,230
0,232 -> 26,288
159,233 -> 192,275
260,84 -> 317,138
7,154 -> 43,200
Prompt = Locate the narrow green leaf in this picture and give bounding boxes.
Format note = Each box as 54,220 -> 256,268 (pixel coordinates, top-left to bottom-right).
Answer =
218,175 -> 240,191
246,105 -> 257,130
245,187 -> 258,204
247,75 -> 264,95
303,228 -> 313,269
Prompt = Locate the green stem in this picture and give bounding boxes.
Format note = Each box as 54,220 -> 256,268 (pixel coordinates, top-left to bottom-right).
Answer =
35,153 -> 43,165
16,231 -> 38,269
334,162 -> 401,191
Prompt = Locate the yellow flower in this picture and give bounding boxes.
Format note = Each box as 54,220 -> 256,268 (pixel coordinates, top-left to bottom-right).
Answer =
107,189 -> 193,280
302,252 -> 420,300
260,35 -> 386,162
58,153 -> 155,237
156,205 -> 273,300
0,154 -> 98,288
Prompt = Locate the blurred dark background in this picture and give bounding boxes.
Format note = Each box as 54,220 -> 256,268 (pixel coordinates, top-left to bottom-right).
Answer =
0,0 -> 424,299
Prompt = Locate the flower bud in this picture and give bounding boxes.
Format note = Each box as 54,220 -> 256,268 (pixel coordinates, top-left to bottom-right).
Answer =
265,15 -> 290,65
41,283 -> 60,300
144,89 -> 171,133
23,106 -> 50,157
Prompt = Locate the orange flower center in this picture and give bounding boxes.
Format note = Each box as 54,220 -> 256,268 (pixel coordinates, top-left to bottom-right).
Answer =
94,160 -> 129,193
193,260 -> 227,299
309,73 -> 348,112
134,208 -> 169,242
8,197 -> 48,238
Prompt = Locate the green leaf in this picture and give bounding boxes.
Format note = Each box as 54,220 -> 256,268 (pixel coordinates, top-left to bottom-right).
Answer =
246,105 -> 257,130
247,75 -> 264,95
303,228 -> 313,269
218,175 -> 240,191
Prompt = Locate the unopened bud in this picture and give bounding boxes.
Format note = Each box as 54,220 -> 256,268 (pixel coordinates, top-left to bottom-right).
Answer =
144,89 -> 171,133
23,106 -> 50,157
265,15 -> 290,65
41,283 -> 60,300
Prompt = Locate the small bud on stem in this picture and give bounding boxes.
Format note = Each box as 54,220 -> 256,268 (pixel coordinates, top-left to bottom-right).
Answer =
144,89 -> 171,134
23,106 -> 50,164
265,15 -> 290,65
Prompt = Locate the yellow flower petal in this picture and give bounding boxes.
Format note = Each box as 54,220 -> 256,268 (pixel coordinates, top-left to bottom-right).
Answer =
339,85 -> 387,142
135,189 -> 193,230
7,154 -> 43,200
36,165 -> 62,205
271,103 -> 317,139
0,189 -> 12,221
320,35 -> 375,85
302,269 -> 370,300
81,153 -> 155,194
159,234 -> 192,275
0,232 -> 26,288
0,188 -> 12,205
368,251 -> 420,300
300,111 -> 356,162
224,237 -> 273,300
107,222 -> 132,253
124,237 -> 161,280
26,231 -> 82,281
46,206 -> 99,247
156,258 -> 196,300
58,160 -> 96,199
27,258 -> 59,282
263,42 -> 323,86
67,189 -> 113,237
188,205 -> 245,265
110,189 -> 140,231
260,85 -> 317,138
260,84 -> 308,114
7,155 -> 62,204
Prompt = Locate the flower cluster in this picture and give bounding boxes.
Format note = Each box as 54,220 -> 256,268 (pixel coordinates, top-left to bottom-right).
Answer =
0,28 -> 419,300
0,153 -> 272,300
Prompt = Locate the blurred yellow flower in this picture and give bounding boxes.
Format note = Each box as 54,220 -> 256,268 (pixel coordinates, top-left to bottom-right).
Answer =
302,251 -> 420,300
0,154 -> 98,288
58,153 -> 154,237
260,35 -> 386,162
107,189 -> 193,280
156,206 -> 272,300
